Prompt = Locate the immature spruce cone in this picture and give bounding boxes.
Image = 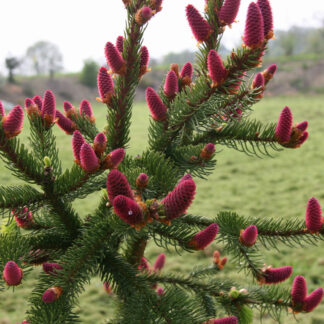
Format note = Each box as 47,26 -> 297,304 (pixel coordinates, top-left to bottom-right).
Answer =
153,253 -> 166,271
296,121 -> 308,133
140,46 -> 150,76
164,70 -> 178,99
93,132 -> 107,156
42,286 -> 62,303
305,197 -> 323,232
243,2 -> 264,48
72,130 -> 85,163
41,90 -> 56,127
33,95 -> 43,111
252,72 -> 265,89
207,50 -> 227,87
97,67 -> 115,104
209,317 -> 238,324
180,62 -> 193,86
105,42 -> 126,75
304,288 -> 324,313
263,266 -> 293,284
186,4 -> 212,42
291,275 -> 307,306
0,100 -> 4,117
80,99 -> 95,122
161,179 -> 196,220
218,0 -> 241,26
13,208 -> 34,229
275,106 -> 293,144
2,261 -> 23,286
79,143 -> 100,173
262,64 -> 277,83
116,35 -> 124,52
190,223 -> 219,250
103,148 -> 125,169
135,6 -> 153,25
257,0 -> 274,39
106,169 -> 134,202
2,105 -> 24,138
42,262 -> 63,276
56,110 -> 76,135
145,87 -> 167,121
239,225 -> 258,247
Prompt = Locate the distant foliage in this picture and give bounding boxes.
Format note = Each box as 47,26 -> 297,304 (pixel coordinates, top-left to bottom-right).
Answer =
79,59 -> 100,88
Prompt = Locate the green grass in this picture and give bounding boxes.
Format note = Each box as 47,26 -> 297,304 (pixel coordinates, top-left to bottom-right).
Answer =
1,96 -> 324,323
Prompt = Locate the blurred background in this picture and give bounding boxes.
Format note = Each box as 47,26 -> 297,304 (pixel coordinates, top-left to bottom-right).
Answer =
0,1 -> 324,323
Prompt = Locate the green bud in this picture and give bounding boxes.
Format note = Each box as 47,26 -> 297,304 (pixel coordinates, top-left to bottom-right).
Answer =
229,288 -> 240,299
238,305 -> 253,324
44,156 -> 52,168
102,188 -> 108,199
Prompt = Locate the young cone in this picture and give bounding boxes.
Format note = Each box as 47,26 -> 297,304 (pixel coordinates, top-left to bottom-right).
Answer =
41,90 -> 56,127
24,98 -> 39,117
79,143 -> 100,173
218,0 -> 241,26
103,148 -> 125,169
116,36 -> 124,52
97,67 -> 115,104
179,174 -> 193,183
200,143 -> 215,161
150,0 -> 163,12
180,62 -> 193,86
13,208 -> 34,229
135,6 -> 153,25
72,130 -> 85,163
0,100 -> 5,117
209,317 -> 238,324
140,46 -> 150,77
42,286 -> 62,303
161,179 -> 196,220
42,262 -> 63,276
275,106 -> 293,144
296,121 -> 308,133
190,223 -> 219,250
112,195 -> 144,226
2,105 -> 24,138
239,225 -> 258,247
106,169 -> 134,202
304,288 -> 324,313
153,253 -> 166,271
298,132 -> 308,146
145,87 -> 167,121
305,197 -> 323,232
80,99 -> 95,122
257,0 -> 274,39
207,50 -> 227,87
93,132 -> 107,156
2,261 -> 23,286
56,110 -> 76,135
262,266 -> 293,284
186,4 -> 212,42
291,275 -> 307,306
136,173 -> 149,189
252,72 -> 265,89
105,42 -> 126,75
164,70 -> 178,99
32,95 -> 42,111
262,64 -> 277,83
243,2 -> 264,48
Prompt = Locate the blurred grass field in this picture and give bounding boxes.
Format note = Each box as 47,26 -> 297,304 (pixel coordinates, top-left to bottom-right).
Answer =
0,95 -> 324,324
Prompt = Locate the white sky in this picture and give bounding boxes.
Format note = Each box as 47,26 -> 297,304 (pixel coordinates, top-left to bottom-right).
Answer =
1,0 -> 323,73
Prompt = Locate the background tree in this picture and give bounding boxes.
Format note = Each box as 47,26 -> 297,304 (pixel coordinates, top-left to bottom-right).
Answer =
79,59 -> 100,88
25,41 -> 63,78
5,56 -> 20,83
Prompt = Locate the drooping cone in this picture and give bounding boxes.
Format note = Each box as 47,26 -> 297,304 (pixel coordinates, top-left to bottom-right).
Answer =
97,67 -> 115,104
164,70 -> 178,99
291,275 -> 307,306
105,42 -> 126,75
2,261 -> 23,286
275,106 -> 293,144
32,95 -> 43,111
103,148 -> 125,169
305,197 -> 323,233
210,317 -> 238,324
112,195 -> 144,226
106,169 -> 134,202
135,6 -> 153,25
257,0 -> 274,39
145,87 -> 167,121
13,208 -> 34,229
93,132 -> 107,156
0,100 -> 4,118
79,143 -> 100,173
262,64 -> 277,83
153,253 -> 166,271
24,98 -> 39,117
79,99 -> 95,123
140,46 -> 150,77
304,288 -> 324,313
56,110 -> 76,135
180,62 -> 193,86
186,4 -> 212,42
207,50 -> 227,87
200,143 -> 215,161
72,130 -> 85,163
218,0 -> 241,26
189,223 -> 219,250
116,36 -> 124,52
136,173 -> 149,188
243,2 -> 264,48
42,286 -> 62,303
262,266 -> 293,284
239,225 -> 258,247
42,262 -> 63,276
41,90 -> 56,127
161,179 -> 196,220
2,105 -> 24,138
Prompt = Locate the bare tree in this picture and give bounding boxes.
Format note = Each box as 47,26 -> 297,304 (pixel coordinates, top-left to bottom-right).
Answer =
5,56 -> 20,83
25,41 -> 63,78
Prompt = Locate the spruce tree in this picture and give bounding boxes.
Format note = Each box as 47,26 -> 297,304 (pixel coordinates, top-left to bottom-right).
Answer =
0,0 -> 323,323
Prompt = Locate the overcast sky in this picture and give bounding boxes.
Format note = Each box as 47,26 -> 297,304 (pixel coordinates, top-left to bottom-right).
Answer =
1,0 -> 323,73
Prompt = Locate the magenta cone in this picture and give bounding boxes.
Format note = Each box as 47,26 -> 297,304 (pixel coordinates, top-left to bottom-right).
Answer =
42,286 -> 62,303
93,132 -> 107,155
140,46 -> 150,69
0,100 -> 4,117
212,317 -> 238,324
105,42 -> 126,75
3,261 -> 23,286
240,225 -> 258,246
43,262 -> 63,275
304,288 -> 324,313
56,110 -> 76,135
80,100 -> 94,118
190,223 -> 219,250
275,106 -> 293,144
243,2 -> 264,48
2,105 -> 24,138
164,70 -> 178,98
291,275 -> 307,306
186,4 -> 211,42
263,266 -> 292,284
72,130 -> 85,162
257,0 -> 273,39
219,0 -> 241,25
207,50 -> 227,86
41,90 -> 56,126
106,169 -> 134,202
116,36 -> 124,52
33,96 -> 43,111
145,87 -> 167,121
104,148 -> 125,169
136,173 -> 149,188
79,143 -> 99,173
305,197 -> 323,232
153,253 -> 166,271
296,121 -> 308,133
97,67 -> 115,104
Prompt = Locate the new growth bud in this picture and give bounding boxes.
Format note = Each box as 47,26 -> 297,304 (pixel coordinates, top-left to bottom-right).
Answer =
180,62 -> 193,86
2,105 -> 24,138
140,46 -> 150,77
2,261 -> 23,286
136,173 -> 149,189
72,130 -> 85,163
161,179 -> 196,220
218,0 -> 241,26
239,225 -> 258,247
186,4 -> 212,43
93,132 -> 107,156
97,67 -> 115,105
145,87 -> 167,121
135,6 -> 153,25
56,110 -> 76,135
42,286 -> 62,303
105,42 -> 126,75
112,195 -> 144,227
189,223 -> 219,250
305,197 -> 323,233
207,50 -> 227,87
243,3 -> 264,48
200,143 -> 215,161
